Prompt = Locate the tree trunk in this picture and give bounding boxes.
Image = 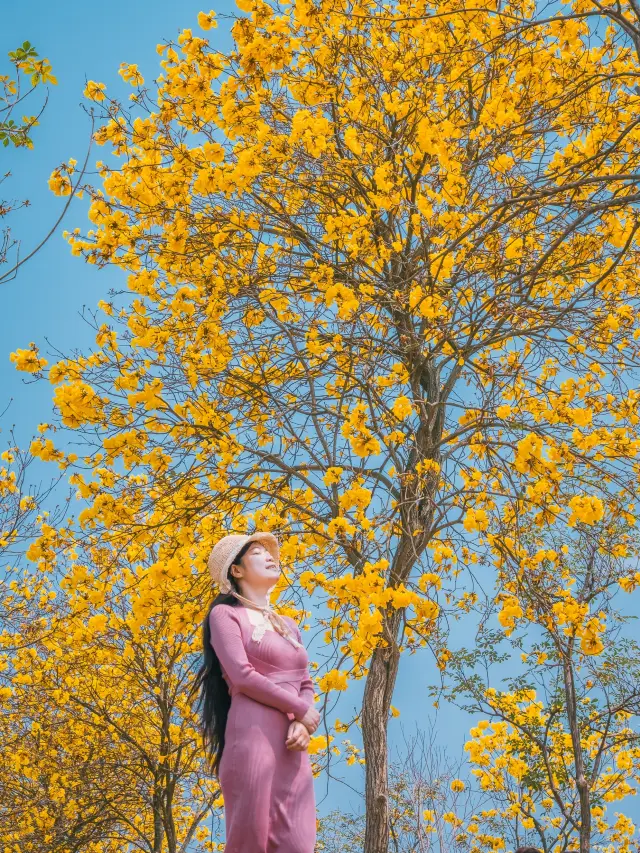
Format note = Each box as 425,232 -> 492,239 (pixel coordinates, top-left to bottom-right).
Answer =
362,611 -> 402,853
563,651 -> 591,853
361,359 -> 443,852
152,777 -> 164,853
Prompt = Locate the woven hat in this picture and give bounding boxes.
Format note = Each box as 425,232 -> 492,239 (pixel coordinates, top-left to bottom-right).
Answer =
207,532 -> 280,594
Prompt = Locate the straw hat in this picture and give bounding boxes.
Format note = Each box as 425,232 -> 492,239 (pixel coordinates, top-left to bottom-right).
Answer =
207,532 -> 280,594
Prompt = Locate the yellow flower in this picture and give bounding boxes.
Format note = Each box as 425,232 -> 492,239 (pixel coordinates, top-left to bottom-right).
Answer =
327,516 -> 356,537
616,751 -> 633,771
390,585 -> 414,608
203,141 -> 225,163
127,378 -> 165,411
10,344 -> 48,373
83,80 -> 106,101
505,236 -> 524,260
343,127 -> 363,155
463,507 -> 489,533
197,9 -> 218,30
48,169 -> 72,196
450,779 -> 466,792
432,543 -> 456,564
568,494 -> 605,526
619,572 -> 640,593
317,669 -> 348,692
350,434 -> 381,457
118,63 -> 144,86
497,595 -> 523,632
87,613 -> 108,632
338,483 -> 372,511
323,467 -> 343,486
569,407 -> 593,427
579,617 -> 605,656
514,433 -> 548,475
307,734 -> 331,755
53,381 -> 104,428
392,395 -> 413,420
415,598 -> 440,620
415,117 -> 438,154
416,458 -> 441,476
324,283 -> 359,318
29,438 -> 64,463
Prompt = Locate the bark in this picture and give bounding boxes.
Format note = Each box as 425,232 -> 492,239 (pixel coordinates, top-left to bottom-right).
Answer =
361,382 -> 442,850
563,650 -> 591,853
362,611 -> 402,853
360,353 -> 444,852
152,776 -> 164,853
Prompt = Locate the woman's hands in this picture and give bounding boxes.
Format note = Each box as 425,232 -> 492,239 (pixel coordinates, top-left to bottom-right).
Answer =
286,705 -> 320,750
285,720 -> 310,751
299,705 -> 320,734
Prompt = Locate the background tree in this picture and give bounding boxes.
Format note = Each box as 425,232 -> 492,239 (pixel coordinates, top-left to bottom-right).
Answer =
1,531 -> 228,853
0,424 -> 70,651
444,519 -> 640,853
316,725 -> 479,852
11,0 -> 640,849
0,42 -> 57,150
1,43 -> 56,275
0,43 -> 91,285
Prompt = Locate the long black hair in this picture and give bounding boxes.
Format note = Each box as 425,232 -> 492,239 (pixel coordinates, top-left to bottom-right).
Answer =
189,541 -> 252,777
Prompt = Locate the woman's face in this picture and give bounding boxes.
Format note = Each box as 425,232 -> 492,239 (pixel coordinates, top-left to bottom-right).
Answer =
231,542 -> 280,591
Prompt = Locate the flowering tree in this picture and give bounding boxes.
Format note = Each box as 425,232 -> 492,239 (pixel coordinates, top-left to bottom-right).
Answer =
0,432 -> 70,649
11,0 -> 640,848
0,42 -> 56,150
0,533 -> 229,853
0,43 -> 91,286
0,43 -> 59,279
317,725 -> 478,852
444,521 -> 640,853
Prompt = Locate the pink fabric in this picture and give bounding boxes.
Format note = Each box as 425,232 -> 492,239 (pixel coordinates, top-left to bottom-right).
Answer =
209,604 -> 317,852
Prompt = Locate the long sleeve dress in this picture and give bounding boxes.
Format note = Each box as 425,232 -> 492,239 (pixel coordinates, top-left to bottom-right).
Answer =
208,603 -> 317,853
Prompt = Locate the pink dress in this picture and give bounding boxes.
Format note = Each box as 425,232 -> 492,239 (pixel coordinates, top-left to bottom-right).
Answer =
208,604 -> 317,852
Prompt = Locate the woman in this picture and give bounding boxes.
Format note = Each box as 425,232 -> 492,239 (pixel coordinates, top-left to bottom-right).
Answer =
191,531 -> 320,852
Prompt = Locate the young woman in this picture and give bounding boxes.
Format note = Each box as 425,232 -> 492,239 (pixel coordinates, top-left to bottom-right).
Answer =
191,531 -> 320,852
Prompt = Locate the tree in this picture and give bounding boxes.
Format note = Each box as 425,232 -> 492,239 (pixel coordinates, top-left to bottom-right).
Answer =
0,534 -> 226,853
444,521 -> 640,853
1,43 -> 56,273
0,428 -> 70,651
14,0 -> 640,849
316,725 -> 479,852
0,43 -> 91,285
0,42 -> 56,150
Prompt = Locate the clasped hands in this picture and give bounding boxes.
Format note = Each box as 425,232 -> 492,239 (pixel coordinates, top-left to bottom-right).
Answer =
285,705 -> 320,751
